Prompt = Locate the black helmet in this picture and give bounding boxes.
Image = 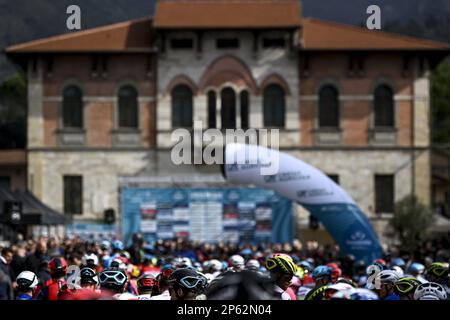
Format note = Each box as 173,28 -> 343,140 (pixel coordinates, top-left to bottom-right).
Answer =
168,268 -> 207,293
99,269 -> 127,293
80,267 -> 99,285
207,270 -> 276,300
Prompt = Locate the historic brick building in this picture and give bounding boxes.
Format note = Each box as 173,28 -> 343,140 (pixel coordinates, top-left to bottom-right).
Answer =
6,0 -> 450,243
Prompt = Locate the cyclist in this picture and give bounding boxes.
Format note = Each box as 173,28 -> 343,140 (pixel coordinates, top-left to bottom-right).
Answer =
36,257 -> 68,300
407,262 -> 426,283
167,268 -> 208,300
151,264 -> 174,300
393,277 -> 421,300
424,262 -> 449,296
16,271 -> 39,300
136,273 -> 159,300
228,255 -> 245,272
79,267 -> 99,291
82,253 -> 99,271
375,270 -> 400,300
304,265 -> 332,300
265,254 -> 297,300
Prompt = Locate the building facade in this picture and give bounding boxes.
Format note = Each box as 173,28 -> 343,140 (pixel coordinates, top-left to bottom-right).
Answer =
6,0 -> 450,244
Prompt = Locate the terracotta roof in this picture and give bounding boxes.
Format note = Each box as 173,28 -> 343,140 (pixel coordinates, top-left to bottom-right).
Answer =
302,18 -> 450,50
0,150 -> 26,166
6,17 -> 153,53
154,0 -> 302,29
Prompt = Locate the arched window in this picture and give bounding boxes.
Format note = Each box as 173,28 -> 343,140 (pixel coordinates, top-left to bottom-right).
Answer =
221,87 -> 236,129
374,85 -> 394,127
62,85 -> 83,129
263,84 -> 285,128
207,91 -> 217,129
318,85 -> 339,128
171,85 -> 193,128
240,91 -> 249,130
118,85 -> 138,129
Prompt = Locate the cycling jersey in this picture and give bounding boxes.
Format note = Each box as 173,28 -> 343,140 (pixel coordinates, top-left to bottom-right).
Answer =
17,293 -> 33,300
150,290 -> 171,300
274,285 -> 291,300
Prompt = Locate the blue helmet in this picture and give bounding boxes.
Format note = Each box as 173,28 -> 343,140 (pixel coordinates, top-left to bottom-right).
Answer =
350,289 -> 379,300
299,261 -> 314,273
408,262 -> 425,274
391,258 -> 405,268
112,240 -> 124,251
312,265 -> 332,279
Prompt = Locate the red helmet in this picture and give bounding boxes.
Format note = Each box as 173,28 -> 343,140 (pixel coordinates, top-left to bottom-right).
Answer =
137,273 -> 159,293
374,259 -> 386,266
49,257 -> 68,275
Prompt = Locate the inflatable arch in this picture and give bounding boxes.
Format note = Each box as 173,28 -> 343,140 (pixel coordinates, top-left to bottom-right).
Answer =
222,143 -> 384,263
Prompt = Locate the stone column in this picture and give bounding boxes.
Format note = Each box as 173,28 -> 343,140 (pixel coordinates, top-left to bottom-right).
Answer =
413,57 -> 431,205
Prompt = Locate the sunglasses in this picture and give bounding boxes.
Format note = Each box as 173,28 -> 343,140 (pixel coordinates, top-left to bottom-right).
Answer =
171,276 -> 207,289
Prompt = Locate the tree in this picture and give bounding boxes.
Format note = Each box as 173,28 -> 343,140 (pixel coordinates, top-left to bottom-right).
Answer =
0,72 -> 27,149
391,195 -> 435,250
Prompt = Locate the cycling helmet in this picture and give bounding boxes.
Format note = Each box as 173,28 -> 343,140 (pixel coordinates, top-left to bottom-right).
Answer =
408,262 -> 425,274
206,270 -> 275,300
137,273 -> 159,293
374,259 -> 386,266
99,269 -> 127,292
324,283 -> 354,300
332,288 -> 378,300
376,270 -> 400,285
16,271 -> 39,291
394,277 -> 421,297
80,267 -> 99,285
229,255 -> 245,270
311,266 -> 332,280
112,240 -> 124,251
168,268 -> 208,293
391,266 -> 404,278
391,258 -> 406,268
82,253 -> 99,267
110,257 -> 127,271
414,282 -> 447,300
265,255 -> 297,276
246,259 -> 260,271
350,288 -> 379,300
209,259 -> 223,272
299,261 -> 314,273
426,262 -> 449,279
49,257 -> 68,276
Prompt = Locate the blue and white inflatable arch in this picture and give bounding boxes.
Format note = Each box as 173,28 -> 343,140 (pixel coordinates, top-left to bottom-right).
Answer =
222,143 -> 384,263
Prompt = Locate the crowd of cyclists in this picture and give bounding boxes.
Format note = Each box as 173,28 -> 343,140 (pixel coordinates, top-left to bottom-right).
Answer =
0,234 -> 449,300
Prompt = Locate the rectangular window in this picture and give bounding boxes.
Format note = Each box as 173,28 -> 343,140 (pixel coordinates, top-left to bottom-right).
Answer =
217,38 -> 239,49
0,176 -> 11,189
170,39 -> 193,49
327,174 -> 339,185
375,175 -> 394,214
262,38 -> 285,48
63,175 -> 83,215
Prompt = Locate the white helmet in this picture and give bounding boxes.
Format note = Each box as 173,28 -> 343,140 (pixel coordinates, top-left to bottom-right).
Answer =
391,266 -> 404,278
414,282 -> 447,300
376,270 -> 400,285
16,271 -> 39,290
229,255 -> 245,269
209,259 -> 223,272
181,257 -> 192,268
246,259 -> 260,271
82,253 -> 99,266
